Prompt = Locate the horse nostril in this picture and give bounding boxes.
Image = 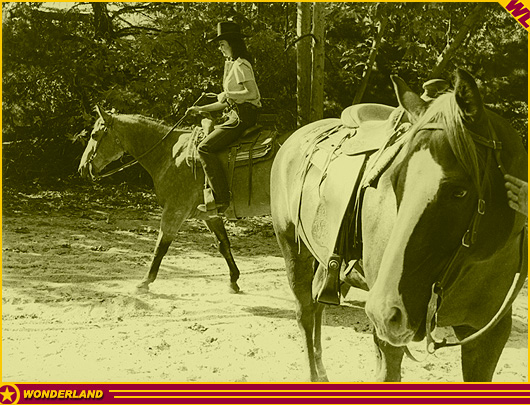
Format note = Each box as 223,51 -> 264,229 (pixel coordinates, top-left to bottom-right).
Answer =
388,306 -> 403,327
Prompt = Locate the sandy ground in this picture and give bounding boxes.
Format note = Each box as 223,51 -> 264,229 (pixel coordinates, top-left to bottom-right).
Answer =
2,186 -> 527,383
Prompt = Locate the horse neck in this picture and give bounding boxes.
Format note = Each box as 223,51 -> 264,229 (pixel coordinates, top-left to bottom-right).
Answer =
112,115 -> 185,174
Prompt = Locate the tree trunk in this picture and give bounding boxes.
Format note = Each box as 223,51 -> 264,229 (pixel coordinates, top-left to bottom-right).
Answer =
352,6 -> 388,105
310,2 -> 325,122
91,2 -> 114,41
430,3 -> 487,79
296,2 -> 312,127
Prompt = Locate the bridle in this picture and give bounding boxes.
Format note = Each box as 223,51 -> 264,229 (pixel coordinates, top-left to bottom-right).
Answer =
405,119 -> 527,359
87,115 -> 185,181
86,115 -> 138,181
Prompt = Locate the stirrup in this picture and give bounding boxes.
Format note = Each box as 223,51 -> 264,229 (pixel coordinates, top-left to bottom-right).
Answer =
201,187 -> 218,211
312,254 -> 342,306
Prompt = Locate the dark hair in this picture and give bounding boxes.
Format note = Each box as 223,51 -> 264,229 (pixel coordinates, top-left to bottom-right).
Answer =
225,36 -> 253,64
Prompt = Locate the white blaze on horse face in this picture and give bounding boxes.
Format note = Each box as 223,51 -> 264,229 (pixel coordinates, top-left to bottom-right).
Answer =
78,137 -> 98,178
366,147 -> 445,344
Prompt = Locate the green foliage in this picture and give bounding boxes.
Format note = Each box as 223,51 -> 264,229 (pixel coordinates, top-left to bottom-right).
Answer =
2,2 -> 527,186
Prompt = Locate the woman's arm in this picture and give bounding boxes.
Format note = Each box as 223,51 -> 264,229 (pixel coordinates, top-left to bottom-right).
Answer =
187,101 -> 227,115
225,80 -> 258,103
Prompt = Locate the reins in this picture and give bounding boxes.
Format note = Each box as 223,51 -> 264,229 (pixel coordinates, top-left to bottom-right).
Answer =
91,93 -> 212,181
405,119 -> 528,362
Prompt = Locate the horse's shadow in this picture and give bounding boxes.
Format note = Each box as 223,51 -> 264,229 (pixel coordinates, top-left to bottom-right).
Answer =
243,302 -> 372,332
242,300 -> 526,349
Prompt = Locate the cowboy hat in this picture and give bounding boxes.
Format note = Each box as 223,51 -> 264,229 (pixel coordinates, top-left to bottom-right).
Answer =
421,78 -> 450,101
208,21 -> 246,43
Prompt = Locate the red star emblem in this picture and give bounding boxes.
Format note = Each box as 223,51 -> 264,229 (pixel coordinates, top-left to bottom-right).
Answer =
0,385 -> 19,405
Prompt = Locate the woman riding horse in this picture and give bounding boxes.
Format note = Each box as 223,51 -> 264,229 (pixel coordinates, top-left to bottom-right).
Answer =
187,21 -> 262,215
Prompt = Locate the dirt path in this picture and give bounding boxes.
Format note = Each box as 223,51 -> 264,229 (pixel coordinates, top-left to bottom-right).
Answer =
2,186 -> 527,382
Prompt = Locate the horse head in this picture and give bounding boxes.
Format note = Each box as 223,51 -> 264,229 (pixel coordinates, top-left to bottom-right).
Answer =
364,69 -> 527,347
78,106 -> 125,180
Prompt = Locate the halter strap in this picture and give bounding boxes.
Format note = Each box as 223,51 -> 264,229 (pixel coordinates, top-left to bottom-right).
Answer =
424,228 -> 527,354
418,123 -> 444,131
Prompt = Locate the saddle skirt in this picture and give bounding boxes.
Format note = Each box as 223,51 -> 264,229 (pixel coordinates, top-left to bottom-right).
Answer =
295,104 -> 408,267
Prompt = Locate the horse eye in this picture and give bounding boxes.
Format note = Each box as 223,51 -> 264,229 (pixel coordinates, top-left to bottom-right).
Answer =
453,189 -> 468,198
91,129 -> 104,141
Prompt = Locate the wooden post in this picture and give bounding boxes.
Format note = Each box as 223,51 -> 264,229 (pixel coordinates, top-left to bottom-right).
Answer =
296,2 -> 312,127
310,2 -> 325,122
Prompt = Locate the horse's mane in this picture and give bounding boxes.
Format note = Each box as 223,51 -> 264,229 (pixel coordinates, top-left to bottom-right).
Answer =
118,114 -> 172,131
405,92 -> 482,192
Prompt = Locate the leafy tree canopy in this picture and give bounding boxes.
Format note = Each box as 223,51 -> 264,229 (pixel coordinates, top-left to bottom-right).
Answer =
2,2 -> 527,186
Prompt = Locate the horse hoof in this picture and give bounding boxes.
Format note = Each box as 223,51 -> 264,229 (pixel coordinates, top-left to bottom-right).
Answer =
229,282 -> 240,294
310,375 -> 329,382
135,282 -> 150,294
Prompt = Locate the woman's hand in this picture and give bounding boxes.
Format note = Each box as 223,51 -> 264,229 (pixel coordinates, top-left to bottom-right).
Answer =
504,174 -> 528,216
217,92 -> 228,103
186,106 -> 202,115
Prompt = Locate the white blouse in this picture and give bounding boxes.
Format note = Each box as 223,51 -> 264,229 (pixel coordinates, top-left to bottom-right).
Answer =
223,58 -> 262,108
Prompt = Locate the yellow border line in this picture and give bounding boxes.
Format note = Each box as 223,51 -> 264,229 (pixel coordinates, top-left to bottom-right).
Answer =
110,395 -> 530,399
2,0 -> 529,391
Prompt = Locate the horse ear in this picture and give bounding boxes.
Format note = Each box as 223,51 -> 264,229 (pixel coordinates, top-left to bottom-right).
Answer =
94,105 -> 111,123
454,69 -> 485,123
391,75 -> 427,121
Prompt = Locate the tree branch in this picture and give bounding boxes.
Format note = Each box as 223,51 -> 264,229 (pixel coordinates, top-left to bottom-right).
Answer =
285,33 -> 318,52
430,3 -> 487,79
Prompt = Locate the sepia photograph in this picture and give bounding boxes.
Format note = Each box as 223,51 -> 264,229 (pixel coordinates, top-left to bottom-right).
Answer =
2,1 -> 528,387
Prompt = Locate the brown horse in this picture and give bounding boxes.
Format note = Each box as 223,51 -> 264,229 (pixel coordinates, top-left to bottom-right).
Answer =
78,108 -> 288,293
271,69 -> 527,381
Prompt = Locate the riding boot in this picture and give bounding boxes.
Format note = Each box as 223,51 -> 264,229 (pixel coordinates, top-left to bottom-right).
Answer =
197,129 -> 239,214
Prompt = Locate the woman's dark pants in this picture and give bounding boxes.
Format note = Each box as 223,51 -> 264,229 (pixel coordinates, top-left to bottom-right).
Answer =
198,104 -> 258,205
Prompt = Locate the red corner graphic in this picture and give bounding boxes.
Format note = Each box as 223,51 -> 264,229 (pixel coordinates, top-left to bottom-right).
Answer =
505,0 -> 530,29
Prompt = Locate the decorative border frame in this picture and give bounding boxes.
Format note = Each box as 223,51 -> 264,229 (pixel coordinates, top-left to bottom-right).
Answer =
1,1 -> 528,404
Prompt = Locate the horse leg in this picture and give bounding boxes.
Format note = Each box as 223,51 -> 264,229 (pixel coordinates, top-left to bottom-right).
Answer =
372,331 -> 404,381
313,301 -> 329,381
136,207 -> 187,292
136,231 -> 174,292
275,224 -> 326,381
204,216 -> 240,294
453,309 -> 512,382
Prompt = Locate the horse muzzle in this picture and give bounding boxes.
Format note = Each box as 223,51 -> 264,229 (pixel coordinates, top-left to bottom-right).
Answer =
78,159 -> 98,181
365,296 -> 415,346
